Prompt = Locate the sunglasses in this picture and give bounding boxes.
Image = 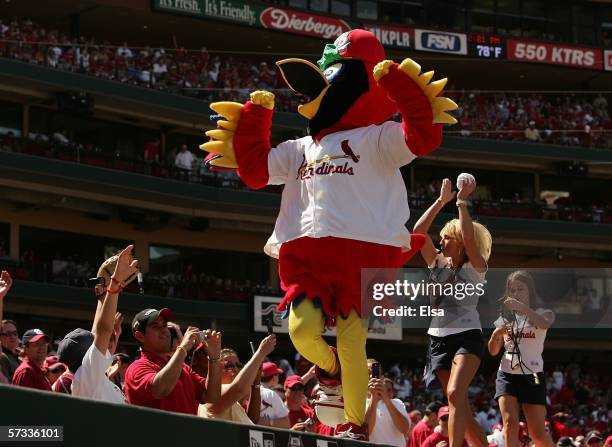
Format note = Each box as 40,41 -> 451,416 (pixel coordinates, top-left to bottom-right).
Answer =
289,384 -> 305,391
0,331 -> 18,337
223,362 -> 243,370
587,440 -> 602,445
440,416 -> 449,421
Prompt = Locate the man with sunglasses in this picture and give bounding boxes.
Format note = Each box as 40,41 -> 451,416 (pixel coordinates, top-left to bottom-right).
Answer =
124,306 -> 222,415
284,375 -> 334,435
422,407 -> 468,447
0,270 -> 19,383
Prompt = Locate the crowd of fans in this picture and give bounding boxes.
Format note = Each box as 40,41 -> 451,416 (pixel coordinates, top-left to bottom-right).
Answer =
450,91 -> 612,149
1,131 -> 610,225
1,17 -> 612,149
1,263 -> 610,445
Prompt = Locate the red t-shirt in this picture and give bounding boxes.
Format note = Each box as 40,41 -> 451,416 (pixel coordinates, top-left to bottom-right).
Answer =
288,404 -> 334,436
422,432 -> 468,447
12,358 -> 52,391
409,420 -> 434,447
124,351 -> 207,415
289,404 -> 313,426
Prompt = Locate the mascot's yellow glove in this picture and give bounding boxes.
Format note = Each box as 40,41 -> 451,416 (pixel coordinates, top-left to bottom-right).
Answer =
373,58 -> 458,125
200,91 -> 275,169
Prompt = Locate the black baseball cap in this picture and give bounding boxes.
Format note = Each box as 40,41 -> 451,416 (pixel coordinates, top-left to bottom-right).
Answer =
425,401 -> 445,415
57,328 -> 94,371
132,308 -> 173,334
558,437 -> 576,447
22,328 -> 50,345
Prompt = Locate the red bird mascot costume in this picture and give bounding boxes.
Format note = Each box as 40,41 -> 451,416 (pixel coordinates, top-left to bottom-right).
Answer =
201,29 -> 458,439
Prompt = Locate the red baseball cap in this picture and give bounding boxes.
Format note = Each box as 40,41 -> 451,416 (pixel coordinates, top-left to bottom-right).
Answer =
284,375 -> 304,389
438,406 -> 450,418
261,361 -> 283,378
604,436 -> 612,447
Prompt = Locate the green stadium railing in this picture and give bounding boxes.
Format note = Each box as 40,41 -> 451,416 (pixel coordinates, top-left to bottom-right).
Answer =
1,58 -> 610,161
0,385 -> 383,447
2,151 -> 612,239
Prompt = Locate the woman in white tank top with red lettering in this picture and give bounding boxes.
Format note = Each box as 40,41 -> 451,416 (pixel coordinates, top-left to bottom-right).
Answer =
489,270 -> 555,447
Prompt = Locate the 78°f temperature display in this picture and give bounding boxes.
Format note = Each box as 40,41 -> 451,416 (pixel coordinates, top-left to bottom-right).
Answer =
468,33 -> 505,59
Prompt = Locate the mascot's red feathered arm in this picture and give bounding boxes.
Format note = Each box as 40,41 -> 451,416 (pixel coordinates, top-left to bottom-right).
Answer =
200,91 -> 274,189
373,59 -> 458,157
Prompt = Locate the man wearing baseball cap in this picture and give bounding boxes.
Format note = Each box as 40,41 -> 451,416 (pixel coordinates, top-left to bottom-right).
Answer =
284,374 -> 334,435
12,328 -> 51,391
259,361 -> 289,428
422,406 -> 468,447
123,306 -> 222,415
586,432 -> 604,447
409,401 -> 444,447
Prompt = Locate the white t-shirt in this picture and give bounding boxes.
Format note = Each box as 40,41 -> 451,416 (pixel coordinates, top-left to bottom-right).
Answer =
368,398 -> 410,447
260,386 -> 289,421
72,344 -> 126,404
264,121 -> 417,258
175,151 -> 195,170
427,254 -> 486,337
494,308 -> 552,374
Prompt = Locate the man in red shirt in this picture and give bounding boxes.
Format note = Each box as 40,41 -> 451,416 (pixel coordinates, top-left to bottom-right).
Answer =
123,308 -> 221,415
284,375 -> 334,436
421,406 -> 468,447
12,329 -> 52,391
408,401 -> 444,447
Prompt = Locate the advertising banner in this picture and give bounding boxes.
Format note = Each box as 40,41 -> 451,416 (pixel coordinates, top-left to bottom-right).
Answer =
259,7 -> 353,40
253,295 -> 403,340
414,29 -> 467,55
507,39 -> 603,70
363,24 -> 413,50
153,0 -> 264,26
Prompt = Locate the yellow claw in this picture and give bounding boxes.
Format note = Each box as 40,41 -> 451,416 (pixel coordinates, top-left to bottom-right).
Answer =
426,78 -> 448,99
205,129 -> 234,141
433,112 -> 458,125
210,101 -> 243,122
217,120 -> 237,131
208,155 -> 238,169
432,96 -> 459,113
250,90 -> 275,110
398,58 -> 421,80
417,71 -> 434,89
373,60 -> 395,82
199,140 -> 237,167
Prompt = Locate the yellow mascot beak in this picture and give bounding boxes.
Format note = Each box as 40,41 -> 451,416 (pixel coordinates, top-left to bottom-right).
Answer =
276,58 -> 330,120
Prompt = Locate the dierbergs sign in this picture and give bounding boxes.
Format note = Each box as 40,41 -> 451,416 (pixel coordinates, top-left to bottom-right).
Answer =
260,7 -> 351,39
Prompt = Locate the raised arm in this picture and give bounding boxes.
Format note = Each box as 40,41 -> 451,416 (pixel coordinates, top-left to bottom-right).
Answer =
151,325 -> 199,399
206,334 -> 277,415
198,330 -> 222,404
0,271 -> 13,348
456,177 -> 487,271
413,178 -> 455,266
92,246 -> 138,355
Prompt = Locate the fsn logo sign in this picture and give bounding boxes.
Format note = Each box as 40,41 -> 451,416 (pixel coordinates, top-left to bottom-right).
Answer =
415,29 -> 467,55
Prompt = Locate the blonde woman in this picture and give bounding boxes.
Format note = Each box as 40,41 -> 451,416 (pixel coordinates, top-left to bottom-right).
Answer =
413,176 -> 492,447
489,271 -> 554,447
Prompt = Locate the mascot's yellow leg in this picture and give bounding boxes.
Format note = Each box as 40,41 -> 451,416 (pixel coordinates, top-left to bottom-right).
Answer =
337,310 -> 368,426
288,300 -> 339,376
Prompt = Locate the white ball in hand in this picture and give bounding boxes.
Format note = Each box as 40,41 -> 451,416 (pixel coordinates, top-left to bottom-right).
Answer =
456,173 -> 475,190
